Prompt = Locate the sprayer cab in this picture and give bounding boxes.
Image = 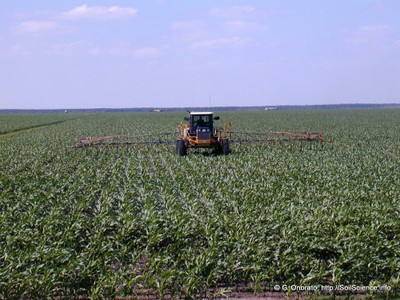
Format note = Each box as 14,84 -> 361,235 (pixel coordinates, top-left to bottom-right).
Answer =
177,112 -> 230,155
188,112 -> 217,135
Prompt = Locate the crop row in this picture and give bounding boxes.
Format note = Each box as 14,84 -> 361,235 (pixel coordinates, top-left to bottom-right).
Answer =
0,109 -> 399,298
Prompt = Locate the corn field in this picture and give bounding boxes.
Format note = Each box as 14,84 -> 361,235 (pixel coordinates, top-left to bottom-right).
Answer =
0,109 -> 399,298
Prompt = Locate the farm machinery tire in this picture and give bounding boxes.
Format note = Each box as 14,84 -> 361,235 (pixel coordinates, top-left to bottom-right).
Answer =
176,139 -> 187,156
222,139 -> 230,155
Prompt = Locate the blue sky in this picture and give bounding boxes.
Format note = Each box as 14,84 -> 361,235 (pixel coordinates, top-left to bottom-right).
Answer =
1,0 -> 400,109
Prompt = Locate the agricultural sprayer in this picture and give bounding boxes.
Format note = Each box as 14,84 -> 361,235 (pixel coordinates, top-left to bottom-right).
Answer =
70,111 -> 323,155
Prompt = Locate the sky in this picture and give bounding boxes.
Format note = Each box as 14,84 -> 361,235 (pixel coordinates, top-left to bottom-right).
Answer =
1,0 -> 400,109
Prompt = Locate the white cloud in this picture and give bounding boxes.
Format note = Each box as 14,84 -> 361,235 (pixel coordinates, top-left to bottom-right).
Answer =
63,5 -> 138,21
50,42 -> 166,58
171,20 -> 205,31
225,20 -> 268,32
16,21 -> 58,33
13,5 -> 137,35
351,25 -> 394,45
209,6 -> 255,17
170,20 -> 208,42
346,24 -> 400,54
51,41 -> 98,53
189,37 -> 251,50
195,60 -> 223,70
134,47 -> 162,58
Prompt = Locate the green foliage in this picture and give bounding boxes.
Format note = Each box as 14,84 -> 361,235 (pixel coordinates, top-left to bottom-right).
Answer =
0,109 -> 399,298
